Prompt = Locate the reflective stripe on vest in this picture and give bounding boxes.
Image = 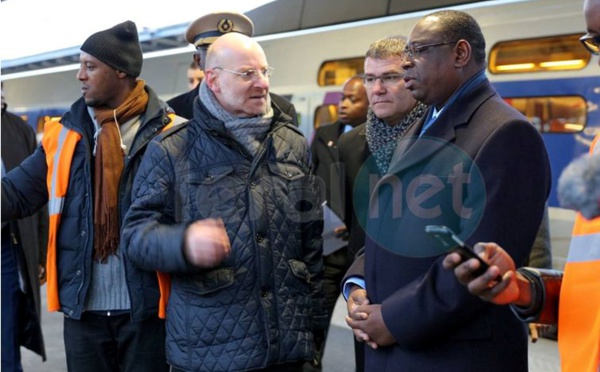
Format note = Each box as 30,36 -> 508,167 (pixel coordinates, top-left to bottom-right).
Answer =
42,114 -> 178,317
566,233 -> 600,262
558,133 -> 600,372
42,120 -> 82,312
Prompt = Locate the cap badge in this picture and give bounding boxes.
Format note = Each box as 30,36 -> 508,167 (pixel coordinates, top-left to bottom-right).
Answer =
217,19 -> 234,34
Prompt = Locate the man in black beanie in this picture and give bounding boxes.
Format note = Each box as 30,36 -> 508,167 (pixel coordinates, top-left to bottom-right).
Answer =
2,20 -> 183,372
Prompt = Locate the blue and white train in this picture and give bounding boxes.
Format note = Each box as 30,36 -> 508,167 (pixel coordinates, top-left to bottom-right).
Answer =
3,0 -> 597,268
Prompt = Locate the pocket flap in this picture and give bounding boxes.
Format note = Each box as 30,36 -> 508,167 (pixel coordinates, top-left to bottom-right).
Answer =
188,165 -> 234,185
184,267 -> 235,295
288,259 -> 310,283
268,162 -> 305,181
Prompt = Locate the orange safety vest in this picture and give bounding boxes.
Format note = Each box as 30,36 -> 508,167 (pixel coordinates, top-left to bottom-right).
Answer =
558,133 -> 600,372
42,117 -> 176,318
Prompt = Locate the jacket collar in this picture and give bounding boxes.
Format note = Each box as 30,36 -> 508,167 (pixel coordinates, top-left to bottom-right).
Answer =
60,85 -> 169,150
191,94 -> 296,138
385,78 -> 496,177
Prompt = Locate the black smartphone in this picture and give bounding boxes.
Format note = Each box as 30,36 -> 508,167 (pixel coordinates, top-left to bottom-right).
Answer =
425,225 -> 490,277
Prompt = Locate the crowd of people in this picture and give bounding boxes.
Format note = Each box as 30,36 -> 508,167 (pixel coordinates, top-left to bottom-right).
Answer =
1,0 -> 598,371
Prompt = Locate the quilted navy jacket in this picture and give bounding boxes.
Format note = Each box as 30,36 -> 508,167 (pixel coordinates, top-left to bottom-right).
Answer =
122,99 -> 327,371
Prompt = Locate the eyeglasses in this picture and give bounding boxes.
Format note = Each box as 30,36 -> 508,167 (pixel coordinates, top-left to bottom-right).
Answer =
361,73 -> 404,88
213,67 -> 274,81
580,34 -> 600,56
403,41 -> 458,59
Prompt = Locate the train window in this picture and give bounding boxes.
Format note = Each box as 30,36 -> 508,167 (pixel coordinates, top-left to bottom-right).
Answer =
489,34 -> 591,74
318,57 -> 364,86
313,104 -> 338,129
503,96 -> 586,133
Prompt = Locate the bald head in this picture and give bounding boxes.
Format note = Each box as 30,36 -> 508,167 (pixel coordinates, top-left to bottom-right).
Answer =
204,33 -> 271,117
206,33 -> 266,71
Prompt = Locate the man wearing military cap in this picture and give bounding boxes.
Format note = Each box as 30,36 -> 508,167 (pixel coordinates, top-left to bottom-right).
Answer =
186,11 -> 254,48
167,11 -> 298,124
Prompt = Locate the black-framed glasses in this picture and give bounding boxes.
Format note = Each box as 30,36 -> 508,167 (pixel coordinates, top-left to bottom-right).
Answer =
361,73 -> 404,88
580,34 -> 600,56
213,67 -> 274,81
403,41 -> 458,59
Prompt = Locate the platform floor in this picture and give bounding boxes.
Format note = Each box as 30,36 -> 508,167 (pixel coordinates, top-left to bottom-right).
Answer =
22,288 -> 560,371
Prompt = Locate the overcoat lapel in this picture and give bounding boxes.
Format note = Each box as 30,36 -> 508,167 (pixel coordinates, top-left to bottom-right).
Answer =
385,81 -> 496,178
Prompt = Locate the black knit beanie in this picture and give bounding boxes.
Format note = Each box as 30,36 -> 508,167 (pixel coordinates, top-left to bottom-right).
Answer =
80,20 -> 143,77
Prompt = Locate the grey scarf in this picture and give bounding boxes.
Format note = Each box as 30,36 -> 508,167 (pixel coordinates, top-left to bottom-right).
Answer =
200,80 -> 273,156
366,102 -> 428,175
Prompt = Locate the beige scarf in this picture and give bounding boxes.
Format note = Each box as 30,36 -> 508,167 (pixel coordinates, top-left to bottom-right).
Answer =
93,80 -> 148,262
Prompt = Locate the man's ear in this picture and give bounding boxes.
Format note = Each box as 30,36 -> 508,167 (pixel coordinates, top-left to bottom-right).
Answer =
115,70 -> 128,78
204,69 -> 219,92
454,40 -> 471,68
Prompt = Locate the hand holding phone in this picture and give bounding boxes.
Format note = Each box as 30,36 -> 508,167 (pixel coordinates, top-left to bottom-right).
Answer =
425,225 -> 491,277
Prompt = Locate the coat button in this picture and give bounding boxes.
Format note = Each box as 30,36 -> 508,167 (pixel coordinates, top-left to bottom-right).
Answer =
255,234 -> 263,243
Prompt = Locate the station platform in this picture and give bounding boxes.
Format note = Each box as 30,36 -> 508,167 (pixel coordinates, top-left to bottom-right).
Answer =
22,289 -> 560,371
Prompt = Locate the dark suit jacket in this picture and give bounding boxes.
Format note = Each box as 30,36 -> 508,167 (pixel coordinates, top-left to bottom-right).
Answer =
1,109 -> 48,359
337,124 -> 373,260
344,80 -> 551,371
311,121 -> 345,218
166,87 -> 298,126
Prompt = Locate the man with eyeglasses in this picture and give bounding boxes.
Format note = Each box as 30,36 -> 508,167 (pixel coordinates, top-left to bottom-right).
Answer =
122,32 -> 327,372
444,1 -> 600,371
166,11 -> 298,126
343,10 -> 550,372
336,36 -> 427,372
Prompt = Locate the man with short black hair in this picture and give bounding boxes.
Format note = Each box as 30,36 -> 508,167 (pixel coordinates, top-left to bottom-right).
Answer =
344,10 -> 550,371
2,20 -> 179,372
444,2 -> 600,371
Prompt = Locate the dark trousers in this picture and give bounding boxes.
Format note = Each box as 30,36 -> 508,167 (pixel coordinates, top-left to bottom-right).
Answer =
2,230 -> 24,372
63,311 -> 168,372
304,248 -> 364,372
